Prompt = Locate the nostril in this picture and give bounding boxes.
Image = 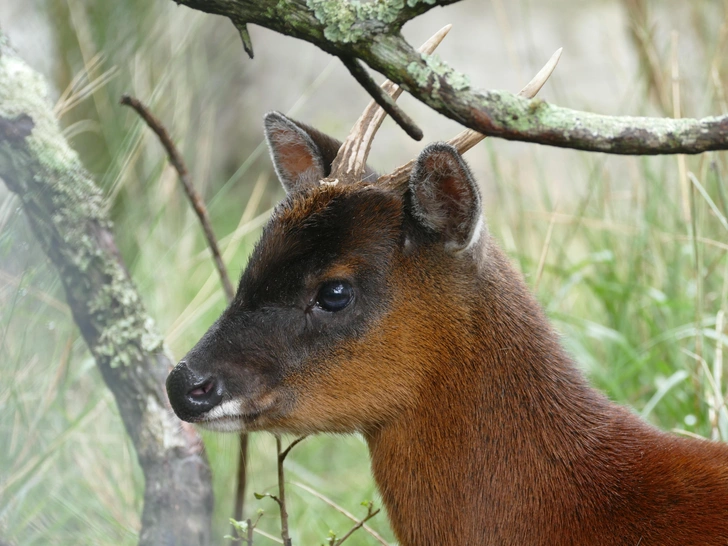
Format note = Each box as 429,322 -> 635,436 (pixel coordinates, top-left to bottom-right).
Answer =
188,379 -> 215,398
167,362 -> 224,421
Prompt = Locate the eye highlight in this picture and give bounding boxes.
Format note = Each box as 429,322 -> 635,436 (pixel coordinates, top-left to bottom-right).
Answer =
315,280 -> 354,312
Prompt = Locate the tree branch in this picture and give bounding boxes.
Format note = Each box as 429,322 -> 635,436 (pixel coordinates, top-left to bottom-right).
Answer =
0,35 -> 213,545
173,0 -> 728,155
340,56 -> 422,140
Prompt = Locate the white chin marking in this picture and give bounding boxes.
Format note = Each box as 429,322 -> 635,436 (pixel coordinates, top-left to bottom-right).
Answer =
203,399 -> 243,420
197,399 -> 247,433
199,417 -> 245,433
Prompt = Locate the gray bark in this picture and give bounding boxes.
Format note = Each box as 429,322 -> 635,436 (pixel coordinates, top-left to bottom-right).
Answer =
0,34 -> 213,546
173,0 -> 728,155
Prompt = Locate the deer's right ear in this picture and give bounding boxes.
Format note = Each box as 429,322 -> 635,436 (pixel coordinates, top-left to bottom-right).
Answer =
264,112 -> 342,193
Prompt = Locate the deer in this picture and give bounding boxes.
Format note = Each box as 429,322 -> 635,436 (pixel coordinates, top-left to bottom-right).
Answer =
166,28 -> 728,545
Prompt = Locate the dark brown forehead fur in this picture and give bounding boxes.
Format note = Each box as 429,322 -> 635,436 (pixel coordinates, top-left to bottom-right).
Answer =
237,183 -> 403,309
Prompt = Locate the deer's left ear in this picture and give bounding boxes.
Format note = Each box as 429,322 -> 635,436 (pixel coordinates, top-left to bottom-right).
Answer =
408,143 -> 484,253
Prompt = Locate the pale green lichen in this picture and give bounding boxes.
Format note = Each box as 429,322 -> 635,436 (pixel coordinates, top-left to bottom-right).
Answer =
307,0 -> 406,43
528,97 -> 547,114
0,54 -> 80,172
406,53 -> 471,97
0,43 -> 164,369
407,61 -> 431,87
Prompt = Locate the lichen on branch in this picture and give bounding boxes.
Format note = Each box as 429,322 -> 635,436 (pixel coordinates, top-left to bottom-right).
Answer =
172,0 -> 728,155
0,34 -> 213,546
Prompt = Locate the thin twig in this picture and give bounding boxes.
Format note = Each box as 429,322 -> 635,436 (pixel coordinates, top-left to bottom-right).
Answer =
119,94 -> 235,300
333,504 -> 381,546
234,434 -> 250,527
340,56 -> 423,141
258,435 -> 307,545
246,518 -> 254,546
279,436 -> 308,462
232,19 -> 255,59
120,94 -> 249,529
291,482 -> 389,546
276,435 -> 292,546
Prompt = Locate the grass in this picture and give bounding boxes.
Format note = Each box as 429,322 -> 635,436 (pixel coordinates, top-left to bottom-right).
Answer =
1,0 -> 727,544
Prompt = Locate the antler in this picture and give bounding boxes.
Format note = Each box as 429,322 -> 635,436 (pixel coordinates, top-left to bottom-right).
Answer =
326,25 -> 453,184
378,47 -> 563,190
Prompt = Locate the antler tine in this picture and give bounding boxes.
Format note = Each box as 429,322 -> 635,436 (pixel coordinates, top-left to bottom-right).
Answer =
327,24 -> 453,184
379,48 -> 563,190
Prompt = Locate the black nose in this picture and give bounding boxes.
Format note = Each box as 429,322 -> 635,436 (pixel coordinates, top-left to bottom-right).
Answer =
166,361 -> 224,422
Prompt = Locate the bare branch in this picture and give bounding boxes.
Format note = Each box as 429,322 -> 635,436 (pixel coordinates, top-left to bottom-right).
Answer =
276,435 -> 292,546
172,0 -> 728,155
379,48 -> 563,189
279,436 -> 308,462
234,435 -> 250,531
233,20 -> 255,59
340,56 -> 422,141
247,517 -> 254,545
330,24 -> 451,182
332,503 -> 381,546
120,94 -> 235,300
291,482 -> 389,546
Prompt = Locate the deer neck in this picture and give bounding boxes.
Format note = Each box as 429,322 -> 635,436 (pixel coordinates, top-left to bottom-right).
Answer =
364,244 -> 619,544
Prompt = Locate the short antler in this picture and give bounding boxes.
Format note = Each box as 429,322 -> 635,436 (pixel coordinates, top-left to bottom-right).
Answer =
326,25 -> 453,184
378,48 -> 563,190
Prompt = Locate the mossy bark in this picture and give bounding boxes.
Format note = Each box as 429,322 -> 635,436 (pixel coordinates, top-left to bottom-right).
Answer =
0,36 -> 213,546
173,0 -> 728,155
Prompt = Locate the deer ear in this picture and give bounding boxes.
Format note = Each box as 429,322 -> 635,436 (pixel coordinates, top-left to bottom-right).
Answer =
408,143 -> 484,253
264,112 -> 343,193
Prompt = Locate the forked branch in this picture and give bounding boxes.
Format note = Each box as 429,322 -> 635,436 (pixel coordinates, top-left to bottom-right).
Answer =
172,0 -> 728,155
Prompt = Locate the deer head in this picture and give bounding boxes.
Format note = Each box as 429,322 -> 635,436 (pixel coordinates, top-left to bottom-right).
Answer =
165,34 -> 561,435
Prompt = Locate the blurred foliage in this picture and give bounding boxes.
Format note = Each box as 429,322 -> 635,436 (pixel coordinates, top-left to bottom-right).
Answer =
1,0 -> 727,544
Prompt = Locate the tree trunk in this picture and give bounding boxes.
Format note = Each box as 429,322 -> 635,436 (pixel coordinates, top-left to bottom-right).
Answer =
0,34 -> 213,546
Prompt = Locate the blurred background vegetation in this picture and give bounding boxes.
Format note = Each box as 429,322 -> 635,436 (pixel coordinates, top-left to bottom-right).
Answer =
1,0 -> 727,544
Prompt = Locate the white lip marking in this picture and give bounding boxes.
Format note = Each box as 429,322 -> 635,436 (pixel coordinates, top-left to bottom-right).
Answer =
200,418 -> 246,433
204,399 -> 243,420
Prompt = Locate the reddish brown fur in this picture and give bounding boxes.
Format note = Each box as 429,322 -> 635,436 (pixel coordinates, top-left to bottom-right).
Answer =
246,189 -> 728,543
168,118 -> 728,545
360,241 -> 728,544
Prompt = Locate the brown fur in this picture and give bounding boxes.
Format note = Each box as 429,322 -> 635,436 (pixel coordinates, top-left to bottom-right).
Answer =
167,117 -> 728,545
361,241 -> 728,544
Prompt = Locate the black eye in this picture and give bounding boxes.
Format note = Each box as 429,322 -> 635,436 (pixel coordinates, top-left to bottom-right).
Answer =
315,281 -> 354,312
